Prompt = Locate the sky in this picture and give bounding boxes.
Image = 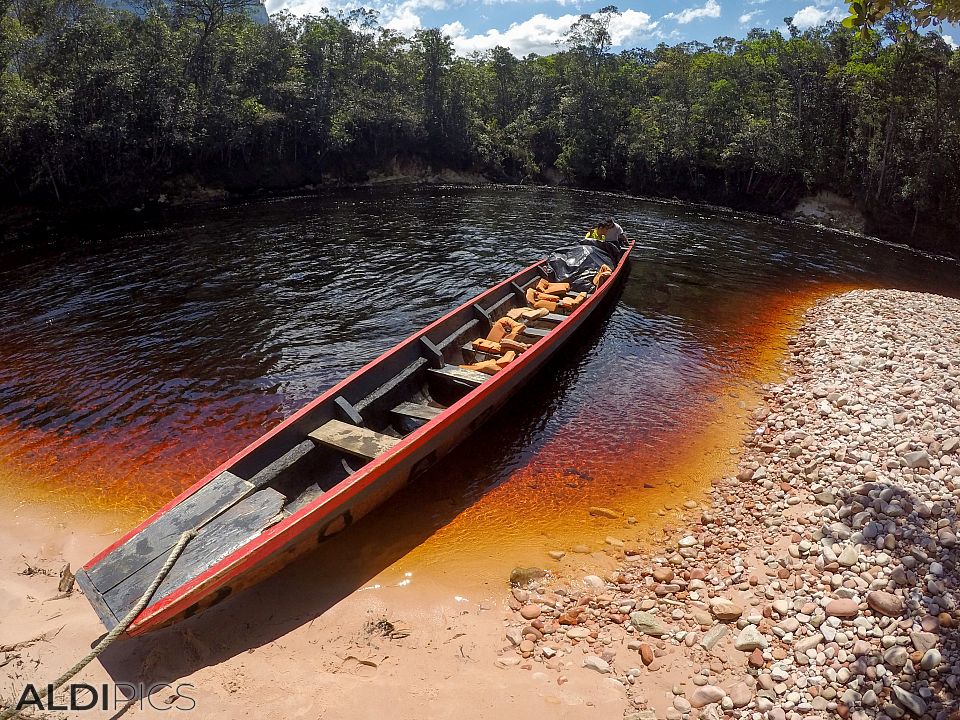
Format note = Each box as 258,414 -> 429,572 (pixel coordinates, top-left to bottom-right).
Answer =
261,0 -> 959,56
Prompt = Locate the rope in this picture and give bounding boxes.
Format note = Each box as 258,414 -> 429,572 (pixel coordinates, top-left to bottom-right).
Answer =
0,530 -> 197,720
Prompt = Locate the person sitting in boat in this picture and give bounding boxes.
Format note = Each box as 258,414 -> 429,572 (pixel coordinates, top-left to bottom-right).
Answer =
586,218 -> 628,247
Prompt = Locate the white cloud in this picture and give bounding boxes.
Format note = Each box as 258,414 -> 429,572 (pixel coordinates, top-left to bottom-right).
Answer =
267,0 -> 444,27
445,9 -> 658,56
739,10 -> 761,24
943,33 -> 957,48
664,0 -> 721,24
383,5 -> 423,34
609,9 -> 661,45
440,19 -> 466,37
791,4 -> 844,29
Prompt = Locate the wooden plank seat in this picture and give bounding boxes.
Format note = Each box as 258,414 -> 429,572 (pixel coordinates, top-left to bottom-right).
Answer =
392,401 -> 444,422
538,313 -> 566,324
308,419 -> 400,460
521,327 -> 552,339
428,364 -> 489,388
248,439 -> 314,488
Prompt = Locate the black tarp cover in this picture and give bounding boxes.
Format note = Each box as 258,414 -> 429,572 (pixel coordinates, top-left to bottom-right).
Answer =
538,239 -> 624,292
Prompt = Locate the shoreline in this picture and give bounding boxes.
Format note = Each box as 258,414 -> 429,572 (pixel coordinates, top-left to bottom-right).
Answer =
3,179 -> 958,263
500,289 -> 960,720
6,287 -> 957,718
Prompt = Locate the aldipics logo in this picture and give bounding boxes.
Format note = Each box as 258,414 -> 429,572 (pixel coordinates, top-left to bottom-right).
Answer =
9,682 -> 197,713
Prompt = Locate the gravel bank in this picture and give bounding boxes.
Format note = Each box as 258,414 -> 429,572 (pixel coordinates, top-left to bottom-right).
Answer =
500,289 -> 960,720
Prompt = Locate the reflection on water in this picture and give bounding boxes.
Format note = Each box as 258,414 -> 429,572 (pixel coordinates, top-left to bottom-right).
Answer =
1,187 -> 958,558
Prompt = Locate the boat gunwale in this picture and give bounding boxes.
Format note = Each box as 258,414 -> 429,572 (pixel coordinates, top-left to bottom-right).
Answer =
84,241 -> 635,633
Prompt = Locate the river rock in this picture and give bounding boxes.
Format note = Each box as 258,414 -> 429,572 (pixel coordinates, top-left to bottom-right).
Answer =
883,645 -> 908,668
630,611 -> 671,637
700,624 -> 728,650
510,567 -> 547,586
639,643 -> 654,666
728,682 -> 753,708
910,632 -> 938,652
519,604 -> 542,620
689,685 -> 726,708
902,450 -> 930,469
710,600 -> 743,621
920,648 -> 941,671
734,626 -> 767,651
826,598 -> 859,618
837,545 -> 859,567
892,686 -> 927,717
589,506 -> 620,519
814,492 -> 836,505
867,590 -> 903,617
583,655 -> 611,674
652,567 -> 675,583
673,696 -> 692,713
794,633 -> 823,654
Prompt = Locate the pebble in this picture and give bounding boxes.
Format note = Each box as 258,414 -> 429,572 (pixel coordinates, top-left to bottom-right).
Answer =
826,598 -> 859,618
866,590 -> 903,617
629,611 -> 671,637
700,624 -> 728,650
689,685 -> 726,708
919,648 -> 941,671
583,655 -> 611,674
892,685 -> 927,717
519,604 -> 542,620
588,506 -> 620,519
710,600 -> 744,621
638,643 -> 654,666
728,682 -> 753,708
734,625 -> 767,651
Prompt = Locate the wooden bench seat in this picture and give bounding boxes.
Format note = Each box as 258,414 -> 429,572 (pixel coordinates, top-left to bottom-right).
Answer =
428,364 -> 489,388
521,327 -> 552,339
308,419 -> 400,460
392,401 -> 444,422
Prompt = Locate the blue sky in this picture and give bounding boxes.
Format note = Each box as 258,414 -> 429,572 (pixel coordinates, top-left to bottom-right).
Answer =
263,0 -> 958,55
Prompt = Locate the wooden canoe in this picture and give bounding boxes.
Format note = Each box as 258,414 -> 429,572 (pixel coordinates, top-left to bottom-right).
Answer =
76,241 -> 634,635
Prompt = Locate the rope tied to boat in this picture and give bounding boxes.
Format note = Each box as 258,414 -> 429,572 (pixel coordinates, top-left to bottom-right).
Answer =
0,530 -> 197,720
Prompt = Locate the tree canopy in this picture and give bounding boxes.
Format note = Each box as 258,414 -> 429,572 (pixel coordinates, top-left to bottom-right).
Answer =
844,0 -> 960,37
1,2 -> 958,249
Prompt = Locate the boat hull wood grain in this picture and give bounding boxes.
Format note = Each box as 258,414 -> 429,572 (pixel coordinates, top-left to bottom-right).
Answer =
76,242 -> 634,635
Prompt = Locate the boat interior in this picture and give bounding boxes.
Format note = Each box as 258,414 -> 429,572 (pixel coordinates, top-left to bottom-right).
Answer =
80,262 -> 615,625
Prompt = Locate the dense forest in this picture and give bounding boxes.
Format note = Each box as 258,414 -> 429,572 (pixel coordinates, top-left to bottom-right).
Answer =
1,2 -> 958,248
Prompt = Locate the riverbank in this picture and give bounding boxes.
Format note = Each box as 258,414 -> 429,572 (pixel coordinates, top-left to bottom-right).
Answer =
3,175 -> 958,262
500,289 -> 960,719
3,287 -> 958,719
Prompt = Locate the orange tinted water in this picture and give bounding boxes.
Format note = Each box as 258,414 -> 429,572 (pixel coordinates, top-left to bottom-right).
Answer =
369,282 -> 860,582
1,186 -> 957,589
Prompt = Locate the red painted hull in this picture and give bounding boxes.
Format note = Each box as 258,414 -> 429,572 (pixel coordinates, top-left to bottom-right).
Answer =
78,242 -> 634,635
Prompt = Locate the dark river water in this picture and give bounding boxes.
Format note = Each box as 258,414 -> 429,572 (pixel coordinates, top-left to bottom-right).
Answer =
2,186 -> 958,571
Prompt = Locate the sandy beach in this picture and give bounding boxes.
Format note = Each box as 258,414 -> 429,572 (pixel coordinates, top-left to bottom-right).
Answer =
3,287 -> 959,719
